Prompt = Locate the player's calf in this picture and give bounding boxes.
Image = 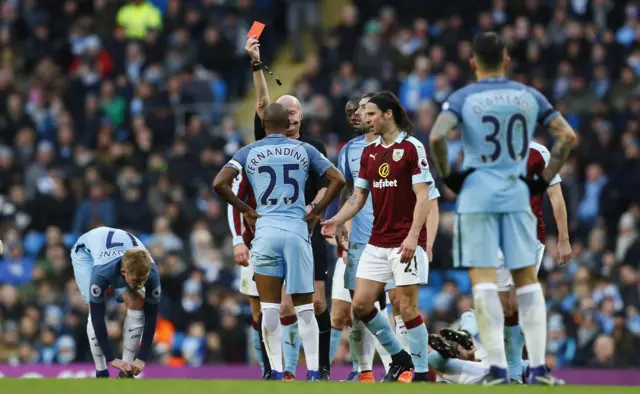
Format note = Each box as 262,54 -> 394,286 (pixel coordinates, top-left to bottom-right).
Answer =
313,280 -> 331,378
511,267 -> 547,374
394,285 -> 429,381
330,299 -> 350,363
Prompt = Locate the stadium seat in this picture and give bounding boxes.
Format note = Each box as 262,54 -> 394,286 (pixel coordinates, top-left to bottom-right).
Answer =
63,233 -> 79,249
23,233 -> 45,256
418,286 -> 436,314
427,270 -> 444,290
137,234 -> 153,247
445,270 -> 472,293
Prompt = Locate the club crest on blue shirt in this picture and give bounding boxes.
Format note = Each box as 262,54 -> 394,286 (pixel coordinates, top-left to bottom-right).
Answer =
393,149 -> 404,162
91,284 -> 102,297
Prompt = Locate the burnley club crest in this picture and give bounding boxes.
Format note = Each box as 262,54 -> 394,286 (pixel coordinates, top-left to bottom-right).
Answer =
393,149 -> 404,162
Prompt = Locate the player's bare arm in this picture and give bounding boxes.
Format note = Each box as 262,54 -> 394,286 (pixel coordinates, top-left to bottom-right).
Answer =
228,177 -> 251,267
246,37 -> 270,118
213,167 -> 260,229
334,181 -> 354,249
339,180 -> 354,208
305,167 -> 345,221
541,115 -> 577,183
425,199 -> 439,262
400,182 -> 430,263
321,187 -> 369,238
429,112 -> 459,177
547,183 -> 571,264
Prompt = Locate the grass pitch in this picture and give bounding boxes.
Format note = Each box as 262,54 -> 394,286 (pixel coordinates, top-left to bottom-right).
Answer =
2,379 -> 639,394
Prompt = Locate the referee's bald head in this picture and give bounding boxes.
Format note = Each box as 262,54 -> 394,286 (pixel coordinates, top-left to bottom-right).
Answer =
263,103 -> 290,135
276,95 -> 302,138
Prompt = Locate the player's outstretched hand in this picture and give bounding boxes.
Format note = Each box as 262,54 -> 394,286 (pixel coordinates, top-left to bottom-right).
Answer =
243,210 -> 261,233
556,238 -> 572,265
519,175 -> 549,196
233,244 -> 250,267
131,359 -> 146,376
334,223 -> 349,251
399,236 -> 417,263
443,168 -> 475,194
320,217 -> 338,239
110,359 -> 133,376
245,37 -> 260,62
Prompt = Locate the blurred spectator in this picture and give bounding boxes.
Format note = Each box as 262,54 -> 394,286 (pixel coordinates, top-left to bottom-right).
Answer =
116,0 -> 162,40
0,0 -> 638,369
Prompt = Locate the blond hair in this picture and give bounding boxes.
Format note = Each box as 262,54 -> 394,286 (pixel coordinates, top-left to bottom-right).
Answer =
122,247 -> 152,277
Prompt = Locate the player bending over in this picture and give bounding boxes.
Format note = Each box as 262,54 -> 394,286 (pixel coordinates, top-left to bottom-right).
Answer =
429,32 -> 577,385
71,226 -> 161,378
497,141 -> 571,383
213,103 -> 345,380
323,91 -> 433,382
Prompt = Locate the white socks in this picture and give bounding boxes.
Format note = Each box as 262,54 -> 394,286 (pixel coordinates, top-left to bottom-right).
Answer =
123,309 -> 144,363
87,315 -> 108,371
374,339 -> 392,373
394,315 -> 410,351
295,304 -> 319,371
472,283 -> 507,368
261,303 -> 283,372
350,316 -> 376,371
516,283 -> 547,368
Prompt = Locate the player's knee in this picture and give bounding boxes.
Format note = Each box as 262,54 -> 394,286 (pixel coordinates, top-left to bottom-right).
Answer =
331,304 -> 350,329
397,296 -> 418,320
124,291 -> 144,311
351,300 -> 373,321
511,266 -> 538,288
280,302 -> 295,317
312,297 -> 326,314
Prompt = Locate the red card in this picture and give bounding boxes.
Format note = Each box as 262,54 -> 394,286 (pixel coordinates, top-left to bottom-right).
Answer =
247,21 -> 265,39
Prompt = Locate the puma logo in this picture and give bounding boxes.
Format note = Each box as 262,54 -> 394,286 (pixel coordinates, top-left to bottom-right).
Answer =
369,154 -> 377,160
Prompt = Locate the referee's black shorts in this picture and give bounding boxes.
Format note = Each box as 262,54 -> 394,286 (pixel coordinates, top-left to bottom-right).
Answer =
311,224 -> 328,282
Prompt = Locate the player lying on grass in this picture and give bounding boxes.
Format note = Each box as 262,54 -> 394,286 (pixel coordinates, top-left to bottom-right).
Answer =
427,310 -> 563,385
71,226 -> 161,378
213,103 -> 345,380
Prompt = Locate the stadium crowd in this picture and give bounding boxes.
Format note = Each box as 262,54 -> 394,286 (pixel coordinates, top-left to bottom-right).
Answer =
0,0 -> 639,370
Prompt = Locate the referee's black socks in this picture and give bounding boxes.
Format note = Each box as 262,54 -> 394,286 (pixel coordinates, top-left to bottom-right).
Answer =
316,308 -> 331,369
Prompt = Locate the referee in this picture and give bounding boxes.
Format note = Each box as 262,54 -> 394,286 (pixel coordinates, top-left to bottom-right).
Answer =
246,37 -> 332,380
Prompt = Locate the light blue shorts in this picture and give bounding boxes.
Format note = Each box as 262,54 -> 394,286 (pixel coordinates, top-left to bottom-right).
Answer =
453,211 -> 537,270
345,242 -> 394,292
251,228 -> 314,295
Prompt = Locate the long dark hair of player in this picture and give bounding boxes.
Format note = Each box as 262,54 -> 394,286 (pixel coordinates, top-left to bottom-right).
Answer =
366,91 -> 414,135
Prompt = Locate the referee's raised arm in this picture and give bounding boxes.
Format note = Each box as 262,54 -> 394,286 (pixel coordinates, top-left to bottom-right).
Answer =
246,37 -> 270,141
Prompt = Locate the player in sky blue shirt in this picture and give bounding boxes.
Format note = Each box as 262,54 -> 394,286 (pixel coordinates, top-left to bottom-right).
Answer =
71,226 -> 161,378
213,103 -> 345,381
429,32 -> 577,385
